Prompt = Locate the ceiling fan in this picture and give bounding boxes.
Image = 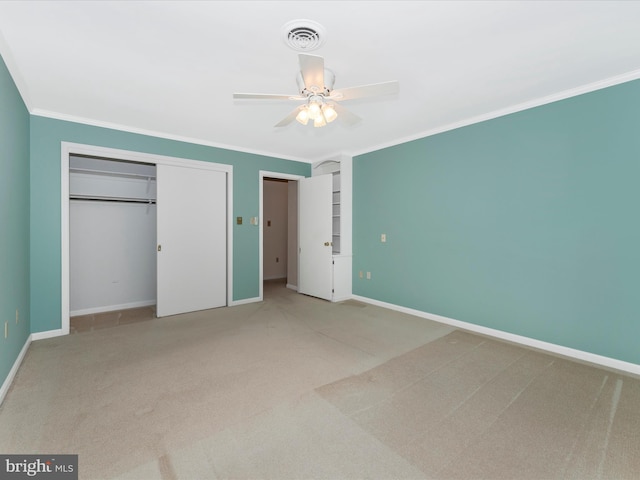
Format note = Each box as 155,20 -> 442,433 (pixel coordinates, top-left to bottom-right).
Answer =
233,54 -> 399,128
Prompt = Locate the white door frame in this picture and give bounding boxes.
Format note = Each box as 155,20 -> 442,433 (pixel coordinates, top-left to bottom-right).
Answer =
258,170 -> 305,301
61,142 -> 233,335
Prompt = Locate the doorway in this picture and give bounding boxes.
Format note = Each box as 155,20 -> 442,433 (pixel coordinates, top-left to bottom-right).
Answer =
262,178 -> 289,285
258,171 -> 304,301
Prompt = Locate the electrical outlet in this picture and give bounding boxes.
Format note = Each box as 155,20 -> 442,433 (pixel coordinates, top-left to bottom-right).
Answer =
366,271 -> 371,280
359,271 -> 363,279
381,233 -> 386,243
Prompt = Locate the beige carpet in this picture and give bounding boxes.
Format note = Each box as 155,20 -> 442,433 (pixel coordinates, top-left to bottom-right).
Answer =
1,280 -> 638,479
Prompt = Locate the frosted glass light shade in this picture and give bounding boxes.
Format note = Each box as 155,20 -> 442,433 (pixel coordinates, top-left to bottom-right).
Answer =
322,104 -> 337,123
308,101 -> 321,120
296,107 -> 309,125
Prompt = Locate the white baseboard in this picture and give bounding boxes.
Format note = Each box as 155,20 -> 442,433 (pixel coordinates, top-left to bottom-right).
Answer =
70,300 -> 156,317
31,328 -> 66,341
286,284 -> 298,291
0,335 -> 31,407
352,295 -> 640,377
229,296 -> 261,307
264,275 -> 287,281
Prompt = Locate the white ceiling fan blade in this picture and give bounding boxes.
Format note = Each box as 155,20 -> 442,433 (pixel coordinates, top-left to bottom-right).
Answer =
329,81 -> 399,101
299,54 -> 325,93
233,93 -> 304,101
332,103 -> 362,126
274,107 -> 302,127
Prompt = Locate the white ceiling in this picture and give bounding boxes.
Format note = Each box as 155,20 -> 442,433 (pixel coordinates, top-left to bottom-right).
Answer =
1,1 -> 640,163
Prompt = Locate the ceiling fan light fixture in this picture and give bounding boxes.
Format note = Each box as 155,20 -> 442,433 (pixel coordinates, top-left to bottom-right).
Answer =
234,53 -> 397,128
295,107 -> 309,125
308,101 -> 322,120
313,115 -> 327,128
322,104 -> 337,123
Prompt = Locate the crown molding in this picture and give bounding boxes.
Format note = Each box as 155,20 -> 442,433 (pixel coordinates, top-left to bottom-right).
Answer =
349,68 -> 640,158
30,109 -> 314,164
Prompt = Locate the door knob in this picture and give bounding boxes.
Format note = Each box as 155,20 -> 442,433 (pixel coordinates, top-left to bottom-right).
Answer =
324,242 -> 330,246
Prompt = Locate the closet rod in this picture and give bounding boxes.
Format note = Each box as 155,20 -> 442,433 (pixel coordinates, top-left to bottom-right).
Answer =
70,195 -> 156,204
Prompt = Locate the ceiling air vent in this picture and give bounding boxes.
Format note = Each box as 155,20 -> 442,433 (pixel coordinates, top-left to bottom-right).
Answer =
282,20 -> 326,52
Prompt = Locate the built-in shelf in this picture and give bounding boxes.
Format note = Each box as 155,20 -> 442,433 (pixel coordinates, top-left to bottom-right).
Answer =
312,157 -> 352,301
332,172 -> 341,254
312,156 -> 353,302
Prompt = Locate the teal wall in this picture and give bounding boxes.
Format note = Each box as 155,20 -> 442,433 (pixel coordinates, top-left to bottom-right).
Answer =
30,116 -> 310,334
0,54 -> 30,384
353,79 -> 640,365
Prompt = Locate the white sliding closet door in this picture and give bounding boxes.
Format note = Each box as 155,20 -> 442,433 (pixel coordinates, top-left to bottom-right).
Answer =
156,164 -> 227,317
298,175 -> 333,301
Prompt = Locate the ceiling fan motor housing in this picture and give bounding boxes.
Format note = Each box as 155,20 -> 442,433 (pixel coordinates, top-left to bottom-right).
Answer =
297,69 -> 335,96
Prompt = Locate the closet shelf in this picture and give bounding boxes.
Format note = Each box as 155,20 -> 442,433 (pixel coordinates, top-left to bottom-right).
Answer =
70,167 -> 156,180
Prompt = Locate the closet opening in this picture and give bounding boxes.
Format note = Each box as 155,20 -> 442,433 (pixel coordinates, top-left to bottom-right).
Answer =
61,142 -> 234,337
69,155 -> 158,332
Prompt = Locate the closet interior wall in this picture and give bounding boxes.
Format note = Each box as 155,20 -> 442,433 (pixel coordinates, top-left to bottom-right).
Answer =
69,155 -> 157,316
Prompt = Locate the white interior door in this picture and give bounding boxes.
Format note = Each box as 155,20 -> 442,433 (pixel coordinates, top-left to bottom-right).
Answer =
298,174 -> 333,300
156,164 -> 227,317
